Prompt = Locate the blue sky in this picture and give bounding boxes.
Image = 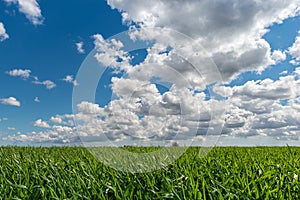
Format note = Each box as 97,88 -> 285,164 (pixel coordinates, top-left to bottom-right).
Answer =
0,0 -> 126,134
1,0 -> 300,146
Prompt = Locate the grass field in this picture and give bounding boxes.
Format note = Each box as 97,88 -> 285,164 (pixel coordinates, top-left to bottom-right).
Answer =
0,146 -> 300,199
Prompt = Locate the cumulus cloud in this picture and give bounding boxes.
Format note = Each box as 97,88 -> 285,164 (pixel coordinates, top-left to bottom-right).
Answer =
289,31 -> 300,64
6,69 -> 31,79
5,128 -> 75,144
6,69 -> 56,89
34,119 -> 50,128
6,70 -> 300,143
62,75 -> 78,86
4,0 -> 44,25
213,85 -> 233,98
93,34 -> 131,71
50,116 -> 63,124
0,97 -> 21,107
107,0 -> 300,81
4,1 -> 300,144
0,22 -> 9,42
6,114 -> 76,143
76,42 -> 85,54
8,43 -> 300,144
80,32 -> 226,141
271,50 -> 287,63
51,114 -> 74,126
210,67 -> 300,138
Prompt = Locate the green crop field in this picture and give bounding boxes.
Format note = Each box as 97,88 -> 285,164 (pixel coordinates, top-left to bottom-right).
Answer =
0,146 -> 300,199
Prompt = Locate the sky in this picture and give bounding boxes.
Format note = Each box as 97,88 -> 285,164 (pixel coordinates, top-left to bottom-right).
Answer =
0,0 -> 300,146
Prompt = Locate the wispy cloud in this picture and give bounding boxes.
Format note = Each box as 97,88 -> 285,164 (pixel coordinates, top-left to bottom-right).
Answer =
32,79 -> 56,90
0,117 -> 9,122
7,127 -> 16,131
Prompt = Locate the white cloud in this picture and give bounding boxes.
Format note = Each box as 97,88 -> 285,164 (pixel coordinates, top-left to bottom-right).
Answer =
209,68 -> 300,139
34,97 -> 40,103
34,119 -> 50,128
32,79 -> 56,89
289,31 -> 300,64
6,72 -> 300,143
0,97 -> 21,107
6,69 -> 55,90
62,75 -> 78,86
93,34 -> 131,71
50,116 -> 63,124
4,0 -> 44,25
290,60 -> 300,66
271,50 -> 287,63
107,0 -> 300,81
213,85 -> 233,97
76,42 -> 85,54
0,22 -> 9,42
4,1 -> 300,144
279,70 -> 288,75
7,115 -> 76,143
77,101 -> 103,115
6,69 -> 31,79
0,117 -> 8,122
50,114 -> 74,126
7,127 -> 15,130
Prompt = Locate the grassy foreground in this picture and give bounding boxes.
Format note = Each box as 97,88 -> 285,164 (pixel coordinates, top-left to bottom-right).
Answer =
0,146 -> 300,199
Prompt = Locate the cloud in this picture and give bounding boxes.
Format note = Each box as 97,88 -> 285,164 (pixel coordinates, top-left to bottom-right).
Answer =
6,55 -> 300,144
0,117 -> 8,122
213,85 -> 233,98
279,70 -> 288,75
7,127 -> 15,131
289,31 -> 300,64
62,75 -> 78,86
34,119 -> 50,128
7,115 -> 76,143
50,114 -> 74,126
4,0 -> 44,25
32,78 -> 56,89
6,69 -> 31,79
0,97 -> 21,107
76,42 -> 85,54
232,77 -> 298,101
0,22 -> 9,42
209,67 -> 300,139
50,116 -> 63,124
34,97 -> 40,103
5,129 -> 74,143
107,0 -> 300,81
4,1 -> 300,144
6,69 -> 56,89
12,34 -> 299,144
93,34 -> 131,71
271,50 -> 287,63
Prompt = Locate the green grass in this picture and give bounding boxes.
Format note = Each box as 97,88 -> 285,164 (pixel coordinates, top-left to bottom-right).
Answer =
0,146 -> 300,199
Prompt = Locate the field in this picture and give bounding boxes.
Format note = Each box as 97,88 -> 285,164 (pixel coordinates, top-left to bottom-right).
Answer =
0,146 -> 300,199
